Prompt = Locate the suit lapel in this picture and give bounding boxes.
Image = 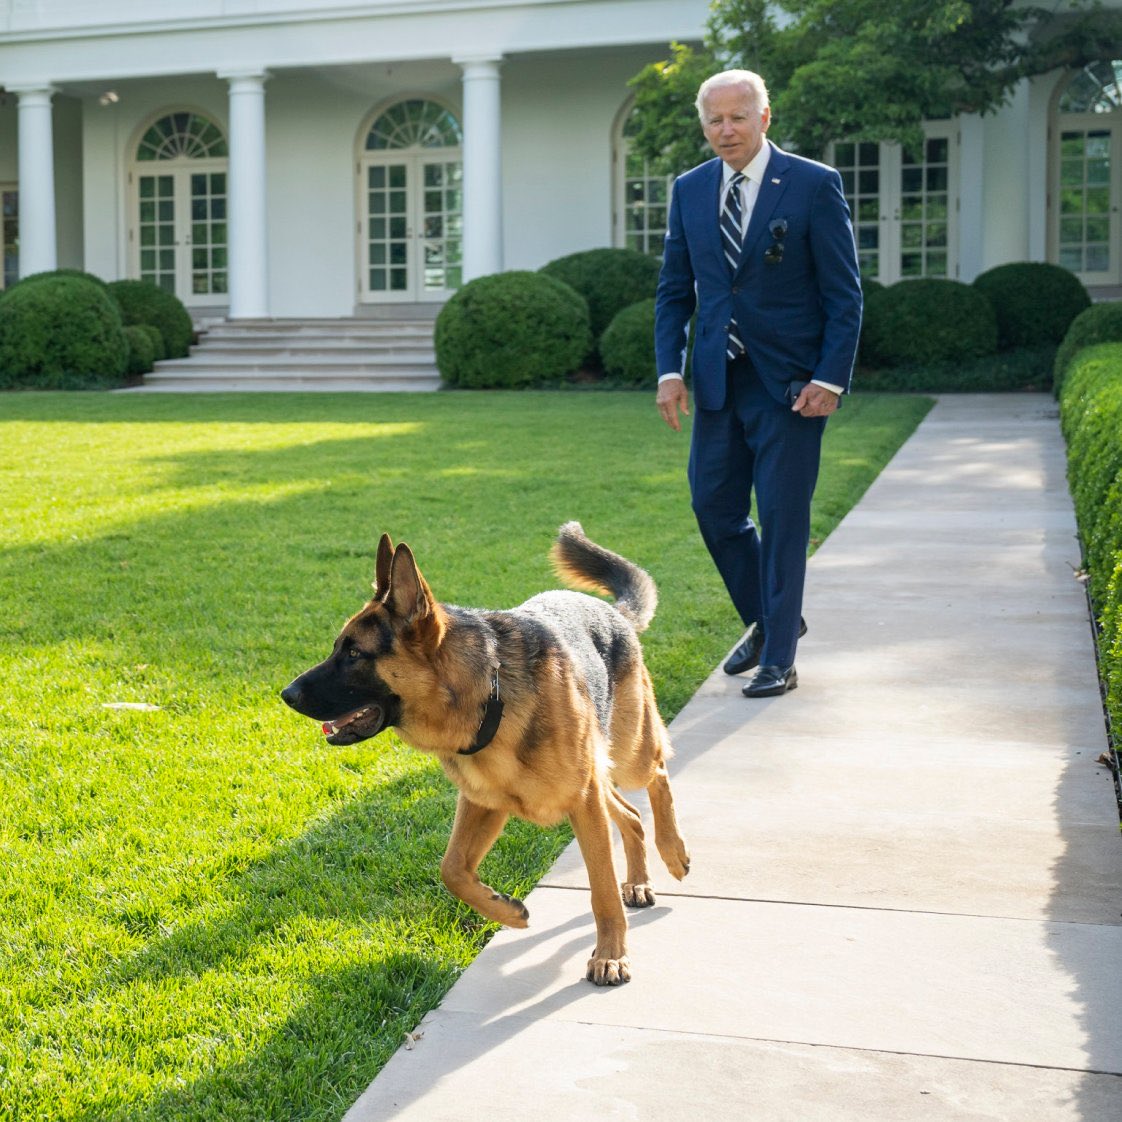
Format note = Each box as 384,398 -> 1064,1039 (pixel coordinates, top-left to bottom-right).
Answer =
739,142 -> 791,275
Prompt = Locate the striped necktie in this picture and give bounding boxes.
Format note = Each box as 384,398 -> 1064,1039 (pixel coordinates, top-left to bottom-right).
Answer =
722,172 -> 746,360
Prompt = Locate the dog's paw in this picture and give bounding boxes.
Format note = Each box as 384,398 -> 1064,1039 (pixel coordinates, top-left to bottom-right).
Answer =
621,881 -> 656,908
586,954 -> 631,986
490,891 -> 530,929
659,838 -> 691,881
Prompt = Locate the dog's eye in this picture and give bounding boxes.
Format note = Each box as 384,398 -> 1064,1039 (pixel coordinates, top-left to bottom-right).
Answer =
348,647 -> 362,659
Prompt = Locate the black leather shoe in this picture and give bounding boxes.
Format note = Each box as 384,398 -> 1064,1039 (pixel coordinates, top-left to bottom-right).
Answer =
742,664 -> 798,698
723,623 -> 764,675
723,617 -> 807,676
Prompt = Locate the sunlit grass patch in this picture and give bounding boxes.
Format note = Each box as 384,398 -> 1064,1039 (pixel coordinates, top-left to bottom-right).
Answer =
0,389 -> 931,1120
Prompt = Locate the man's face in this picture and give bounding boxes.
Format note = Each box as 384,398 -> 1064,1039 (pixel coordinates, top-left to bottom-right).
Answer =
701,84 -> 770,171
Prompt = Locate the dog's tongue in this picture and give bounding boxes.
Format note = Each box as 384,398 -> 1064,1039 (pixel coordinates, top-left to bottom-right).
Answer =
321,704 -> 386,745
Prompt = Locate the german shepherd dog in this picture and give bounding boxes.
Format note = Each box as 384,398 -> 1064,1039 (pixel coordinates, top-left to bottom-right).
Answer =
281,522 -> 689,985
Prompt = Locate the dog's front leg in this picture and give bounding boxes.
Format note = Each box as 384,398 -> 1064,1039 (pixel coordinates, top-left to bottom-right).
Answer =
440,794 -> 529,928
570,783 -> 630,985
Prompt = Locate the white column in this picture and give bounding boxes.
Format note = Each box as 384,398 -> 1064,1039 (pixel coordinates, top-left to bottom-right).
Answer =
13,86 -> 58,277
220,70 -> 270,318
454,56 -> 504,281
957,114 -> 985,283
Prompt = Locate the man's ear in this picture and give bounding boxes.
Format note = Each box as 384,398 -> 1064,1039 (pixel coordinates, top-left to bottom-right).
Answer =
387,543 -> 433,624
373,534 -> 394,599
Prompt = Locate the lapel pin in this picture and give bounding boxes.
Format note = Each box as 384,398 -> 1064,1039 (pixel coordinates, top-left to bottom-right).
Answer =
771,177 -> 781,184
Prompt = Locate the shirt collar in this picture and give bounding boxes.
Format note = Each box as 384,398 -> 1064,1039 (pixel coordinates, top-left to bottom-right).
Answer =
723,140 -> 772,187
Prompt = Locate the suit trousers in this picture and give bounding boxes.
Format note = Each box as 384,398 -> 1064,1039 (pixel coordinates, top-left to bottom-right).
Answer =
688,355 -> 826,668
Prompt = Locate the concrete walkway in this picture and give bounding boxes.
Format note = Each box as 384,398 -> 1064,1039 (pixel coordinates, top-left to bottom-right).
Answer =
345,394 -> 1122,1121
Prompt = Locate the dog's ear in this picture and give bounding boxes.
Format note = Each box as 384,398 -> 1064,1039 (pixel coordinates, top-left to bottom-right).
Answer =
373,533 -> 394,599
387,543 -> 435,624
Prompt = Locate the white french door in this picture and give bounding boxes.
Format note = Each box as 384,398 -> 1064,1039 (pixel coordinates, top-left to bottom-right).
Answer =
1051,118 -> 1120,285
831,125 -> 958,284
359,153 -> 463,302
129,162 -> 228,305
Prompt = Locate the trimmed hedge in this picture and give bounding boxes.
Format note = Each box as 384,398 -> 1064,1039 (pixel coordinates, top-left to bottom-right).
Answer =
107,280 -> 193,359
138,323 -> 167,362
434,271 -> 591,388
10,268 -> 110,292
860,278 -> 997,368
973,262 -> 1090,350
1059,341 -> 1122,748
124,324 -> 157,377
0,274 -> 128,389
600,299 -> 657,386
540,248 -> 660,344
1054,302 -> 1122,395
857,345 -> 1055,394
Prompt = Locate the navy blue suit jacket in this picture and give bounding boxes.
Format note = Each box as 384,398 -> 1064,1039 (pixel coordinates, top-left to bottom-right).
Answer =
655,142 -> 862,411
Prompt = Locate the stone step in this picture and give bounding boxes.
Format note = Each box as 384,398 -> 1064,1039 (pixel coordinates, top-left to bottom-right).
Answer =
141,316 -> 443,392
129,376 -> 443,393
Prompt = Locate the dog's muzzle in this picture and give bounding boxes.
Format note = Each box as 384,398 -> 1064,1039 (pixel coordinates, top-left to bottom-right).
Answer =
281,677 -> 399,746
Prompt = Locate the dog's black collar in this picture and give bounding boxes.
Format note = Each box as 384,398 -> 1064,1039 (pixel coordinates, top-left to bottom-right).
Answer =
458,671 -> 504,756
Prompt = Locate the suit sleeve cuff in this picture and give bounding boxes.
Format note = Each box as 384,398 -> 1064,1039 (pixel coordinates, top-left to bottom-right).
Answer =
811,378 -> 845,395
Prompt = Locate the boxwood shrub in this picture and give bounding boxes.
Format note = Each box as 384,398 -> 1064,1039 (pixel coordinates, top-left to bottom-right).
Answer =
860,278 -> 998,368
1054,302 -> 1122,395
0,274 -> 128,389
539,248 -> 660,344
434,271 -> 591,388
972,262 -> 1090,350
600,299 -> 656,386
1059,341 -> 1122,749
124,324 -> 157,377
138,323 -> 166,362
10,268 -> 110,292
107,279 -> 194,359
857,344 -> 1055,393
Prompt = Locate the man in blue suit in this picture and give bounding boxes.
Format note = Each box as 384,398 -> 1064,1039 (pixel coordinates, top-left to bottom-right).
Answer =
655,69 -> 862,697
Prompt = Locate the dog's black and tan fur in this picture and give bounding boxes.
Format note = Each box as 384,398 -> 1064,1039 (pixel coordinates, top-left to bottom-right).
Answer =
282,522 -> 689,985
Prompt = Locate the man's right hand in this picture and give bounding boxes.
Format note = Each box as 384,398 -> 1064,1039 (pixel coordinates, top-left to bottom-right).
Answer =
657,377 -> 691,432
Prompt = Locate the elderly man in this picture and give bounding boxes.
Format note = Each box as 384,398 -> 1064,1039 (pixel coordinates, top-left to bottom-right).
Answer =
655,69 -> 862,697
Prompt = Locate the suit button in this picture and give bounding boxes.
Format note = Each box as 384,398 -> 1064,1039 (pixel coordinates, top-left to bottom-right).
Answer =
732,286 -> 740,294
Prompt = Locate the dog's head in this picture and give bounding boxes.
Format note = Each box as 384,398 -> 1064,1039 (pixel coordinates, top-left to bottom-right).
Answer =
281,533 -> 445,746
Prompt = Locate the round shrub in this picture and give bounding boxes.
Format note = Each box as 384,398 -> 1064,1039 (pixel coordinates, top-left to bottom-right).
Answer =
860,279 -> 998,367
1054,301 -> 1122,393
434,271 -> 592,388
972,262 -> 1090,349
539,248 -> 660,342
138,323 -> 166,362
7,268 -> 110,293
0,275 -> 128,389
107,279 -> 193,359
124,324 -> 157,377
601,299 -> 657,386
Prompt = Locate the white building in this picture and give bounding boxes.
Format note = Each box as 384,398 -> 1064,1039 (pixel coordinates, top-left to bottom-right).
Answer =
0,0 -> 1119,326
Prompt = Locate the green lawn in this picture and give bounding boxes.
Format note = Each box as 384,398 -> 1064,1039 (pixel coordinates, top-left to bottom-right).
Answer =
0,389 -> 931,1120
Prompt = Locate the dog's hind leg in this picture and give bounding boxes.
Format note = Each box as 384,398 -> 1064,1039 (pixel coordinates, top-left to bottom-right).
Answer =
647,760 -> 690,881
570,782 -> 631,985
440,794 -> 529,928
604,786 -> 656,908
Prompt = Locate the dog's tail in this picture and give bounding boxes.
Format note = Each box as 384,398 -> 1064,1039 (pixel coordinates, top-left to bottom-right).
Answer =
550,521 -> 657,633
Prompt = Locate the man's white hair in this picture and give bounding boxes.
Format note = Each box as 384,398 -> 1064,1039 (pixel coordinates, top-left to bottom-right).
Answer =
696,70 -> 770,120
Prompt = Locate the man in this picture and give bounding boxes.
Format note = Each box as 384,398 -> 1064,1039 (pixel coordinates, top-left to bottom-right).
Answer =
655,69 -> 862,698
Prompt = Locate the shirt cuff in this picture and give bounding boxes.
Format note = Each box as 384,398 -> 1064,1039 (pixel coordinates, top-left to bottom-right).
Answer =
658,372 -> 684,384
811,379 -> 844,395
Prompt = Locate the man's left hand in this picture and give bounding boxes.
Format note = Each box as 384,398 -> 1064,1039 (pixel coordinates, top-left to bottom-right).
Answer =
792,383 -> 840,417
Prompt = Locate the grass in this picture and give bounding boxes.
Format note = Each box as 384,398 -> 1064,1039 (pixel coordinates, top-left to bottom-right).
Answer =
0,389 -> 932,1120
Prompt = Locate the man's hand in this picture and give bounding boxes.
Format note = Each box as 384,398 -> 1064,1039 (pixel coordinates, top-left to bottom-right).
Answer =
792,383 -> 840,418
657,378 -> 691,432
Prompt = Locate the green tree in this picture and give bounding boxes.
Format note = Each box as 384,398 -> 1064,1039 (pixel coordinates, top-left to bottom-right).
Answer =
629,1 -> 1122,168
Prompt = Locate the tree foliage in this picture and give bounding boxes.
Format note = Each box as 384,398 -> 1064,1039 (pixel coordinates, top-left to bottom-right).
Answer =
629,1 -> 1122,168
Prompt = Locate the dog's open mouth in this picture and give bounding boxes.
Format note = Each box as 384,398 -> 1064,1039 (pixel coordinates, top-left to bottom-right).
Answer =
322,704 -> 387,746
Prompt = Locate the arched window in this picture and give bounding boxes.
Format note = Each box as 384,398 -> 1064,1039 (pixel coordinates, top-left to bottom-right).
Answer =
130,111 -> 228,302
613,103 -> 673,257
357,99 -> 463,301
1053,61 -> 1120,282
